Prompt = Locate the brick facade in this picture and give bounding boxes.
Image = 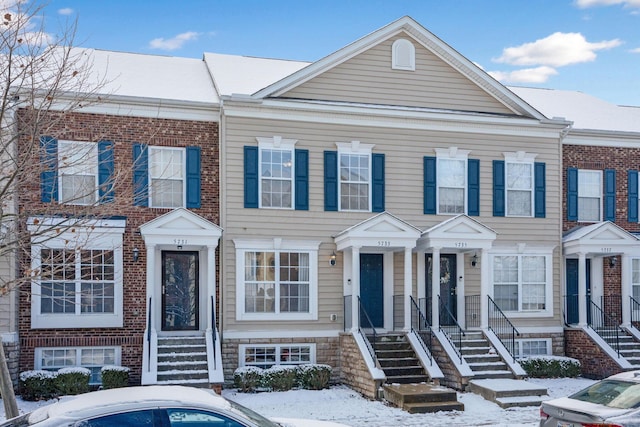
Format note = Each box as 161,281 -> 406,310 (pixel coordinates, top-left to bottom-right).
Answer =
565,328 -> 623,379
17,110 -> 219,384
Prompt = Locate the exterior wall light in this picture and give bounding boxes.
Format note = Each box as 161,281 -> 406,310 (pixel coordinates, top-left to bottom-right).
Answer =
329,251 -> 337,267
133,247 -> 140,262
471,253 -> 478,267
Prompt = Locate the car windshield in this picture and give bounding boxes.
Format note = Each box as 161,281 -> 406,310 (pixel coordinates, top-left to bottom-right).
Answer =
571,379 -> 640,409
227,399 -> 280,427
0,413 -> 32,427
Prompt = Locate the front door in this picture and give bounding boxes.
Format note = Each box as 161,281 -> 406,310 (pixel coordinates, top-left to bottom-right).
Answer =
162,251 -> 199,331
360,254 -> 384,328
565,258 -> 591,324
427,254 -> 457,326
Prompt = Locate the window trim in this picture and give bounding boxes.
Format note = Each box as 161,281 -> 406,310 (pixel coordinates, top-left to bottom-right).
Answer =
148,146 -> 186,208
504,152 -> 536,218
489,248 -> 553,318
234,238 -> 320,321
28,217 -> 125,329
256,136 -> 297,210
337,141 -> 374,212
514,339 -> 551,359
239,343 -> 316,368
57,140 -> 98,206
577,169 -> 603,223
435,147 -> 470,215
34,346 -> 121,385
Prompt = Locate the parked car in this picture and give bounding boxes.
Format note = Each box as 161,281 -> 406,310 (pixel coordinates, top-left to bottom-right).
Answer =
0,385 -> 350,427
540,370 -> 640,427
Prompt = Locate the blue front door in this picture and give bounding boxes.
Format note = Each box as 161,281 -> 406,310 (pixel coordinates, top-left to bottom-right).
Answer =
566,258 -> 591,324
360,254 -> 384,328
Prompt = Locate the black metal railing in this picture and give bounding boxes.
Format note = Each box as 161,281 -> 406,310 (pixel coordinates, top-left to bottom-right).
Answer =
393,295 -> 404,330
601,295 -> 622,325
211,295 -> 217,364
438,295 -> 465,363
357,296 -> 378,362
589,298 -> 622,357
631,296 -> 640,328
410,296 -> 433,364
147,296 -> 152,371
465,295 -> 481,328
343,295 -> 352,331
487,296 -> 520,362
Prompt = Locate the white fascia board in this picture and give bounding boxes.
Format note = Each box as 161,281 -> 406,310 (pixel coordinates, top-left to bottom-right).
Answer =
222,101 -> 566,139
563,131 -> 640,148
222,330 -> 341,339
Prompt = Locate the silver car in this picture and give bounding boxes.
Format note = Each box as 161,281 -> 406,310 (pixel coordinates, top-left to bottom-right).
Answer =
540,370 -> 640,427
0,385 -> 350,427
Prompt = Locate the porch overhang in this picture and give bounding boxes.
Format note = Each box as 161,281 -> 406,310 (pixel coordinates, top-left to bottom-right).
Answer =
416,215 -> 497,251
333,211 -> 421,251
563,221 -> 639,257
140,208 -> 222,246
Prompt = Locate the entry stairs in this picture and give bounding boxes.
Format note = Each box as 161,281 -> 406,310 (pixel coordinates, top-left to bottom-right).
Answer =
156,335 -> 209,386
600,327 -> 640,367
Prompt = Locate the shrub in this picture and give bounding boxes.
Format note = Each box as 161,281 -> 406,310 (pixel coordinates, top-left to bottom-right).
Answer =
262,365 -> 298,391
101,365 -> 130,389
19,370 -> 58,401
233,366 -> 264,393
56,367 -> 91,396
520,356 -> 581,378
298,364 -> 332,390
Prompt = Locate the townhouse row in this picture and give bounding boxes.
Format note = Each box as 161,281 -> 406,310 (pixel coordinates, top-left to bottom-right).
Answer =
2,17 -> 639,394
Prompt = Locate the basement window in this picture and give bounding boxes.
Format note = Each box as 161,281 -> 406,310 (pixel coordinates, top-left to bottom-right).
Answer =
240,344 -> 314,369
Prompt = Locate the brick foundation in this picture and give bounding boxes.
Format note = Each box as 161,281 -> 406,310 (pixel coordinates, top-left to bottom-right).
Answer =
339,333 -> 380,399
565,328 -> 623,379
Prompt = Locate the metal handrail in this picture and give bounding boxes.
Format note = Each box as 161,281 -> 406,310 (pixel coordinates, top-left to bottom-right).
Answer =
438,295 -> 465,364
487,296 -> 520,362
357,296 -> 378,362
147,296 -> 152,372
410,296 -> 433,364
631,296 -> 640,328
211,295 -> 217,363
589,298 -> 623,357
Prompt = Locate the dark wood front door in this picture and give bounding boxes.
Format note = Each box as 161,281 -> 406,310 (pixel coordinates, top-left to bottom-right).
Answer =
162,251 -> 199,331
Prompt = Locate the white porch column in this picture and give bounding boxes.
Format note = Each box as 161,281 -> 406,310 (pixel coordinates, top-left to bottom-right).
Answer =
578,252 -> 588,327
207,245 -> 217,332
480,248 -> 489,329
431,247 -> 441,329
622,254 -> 631,327
146,245 -> 157,332
403,247 -> 413,331
351,246 -> 361,332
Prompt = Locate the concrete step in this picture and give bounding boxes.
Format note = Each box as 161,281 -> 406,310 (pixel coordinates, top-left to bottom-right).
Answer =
383,383 -> 464,413
378,357 -> 421,368
468,379 -> 549,408
471,370 -> 514,380
385,374 -> 431,384
468,361 -> 509,372
383,366 -> 427,377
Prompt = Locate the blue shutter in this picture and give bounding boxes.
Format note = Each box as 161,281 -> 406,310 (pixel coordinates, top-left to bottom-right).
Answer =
40,136 -> 58,202
186,146 -> 201,209
629,170 -> 638,222
98,140 -> 114,203
534,162 -> 546,218
423,156 -> 436,215
567,168 -> 578,221
132,143 -> 148,207
604,169 -> 616,222
372,153 -> 385,212
324,151 -> 338,211
295,149 -> 309,210
467,159 -> 479,216
244,146 -> 259,209
493,160 -> 505,217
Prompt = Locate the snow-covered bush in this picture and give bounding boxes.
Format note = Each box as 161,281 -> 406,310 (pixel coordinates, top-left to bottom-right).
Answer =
298,364 -> 332,390
233,366 -> 264,392
56,367 -> 91,395
262,365 -> 298,391
101,365 -> 130,389
19,370 -> 58,401
519,355 -> 581,378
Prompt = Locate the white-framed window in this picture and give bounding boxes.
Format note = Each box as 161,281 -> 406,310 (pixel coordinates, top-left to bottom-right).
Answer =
239,344 -> 315,369
29,217 -> 125,329
632,259 -> 640,302
578,169 -> 602,222
436,147 -> 469,215
234,238 -> 319,321
491,250 -> 552,315
35,346 -> 120,385
58,140 -> 98,205
505,152 -> 536,217
257,136 -> 296,209
338,141 -> 373,212
149,146 -> 185,208
514,339 -> 551,359
391,38 -> 415,71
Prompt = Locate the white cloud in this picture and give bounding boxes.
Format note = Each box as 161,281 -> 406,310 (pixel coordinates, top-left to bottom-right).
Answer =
493,32 -> 621,67
575,0 -> 640,8
149,31 -> 199,51
631,47 -> 640,53
488,66 -> 559,84
58,7 -> 73,15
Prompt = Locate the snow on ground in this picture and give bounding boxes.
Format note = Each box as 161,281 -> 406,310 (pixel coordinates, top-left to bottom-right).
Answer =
0,377 -> 596,427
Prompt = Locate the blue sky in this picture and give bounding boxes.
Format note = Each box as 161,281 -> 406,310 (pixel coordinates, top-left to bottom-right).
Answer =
38,0 -> 640,106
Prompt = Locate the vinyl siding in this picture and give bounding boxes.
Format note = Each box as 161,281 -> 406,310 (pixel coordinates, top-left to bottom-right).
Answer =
0,256 -> 16,333
221,114 -> 563,332
283,33 -> 514,115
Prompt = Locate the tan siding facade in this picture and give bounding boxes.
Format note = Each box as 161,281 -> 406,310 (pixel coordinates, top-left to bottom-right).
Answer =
283,33 -> 515,115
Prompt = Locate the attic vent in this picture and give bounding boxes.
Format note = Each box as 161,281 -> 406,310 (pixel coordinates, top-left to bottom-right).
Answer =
392,38 -> 415,71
